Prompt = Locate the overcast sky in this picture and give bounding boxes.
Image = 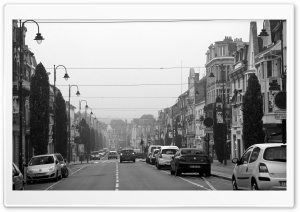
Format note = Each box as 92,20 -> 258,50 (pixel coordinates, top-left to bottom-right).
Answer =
22,19 -> 263,123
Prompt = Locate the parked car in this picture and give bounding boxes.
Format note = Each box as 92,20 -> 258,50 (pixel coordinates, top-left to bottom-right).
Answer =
26,154 -> 62,183
108,151 -> 118,160
12,162 -> 24,190
146,145 -> 162,163
120,148 -> 136,163
231,143 -> 286,190
156,146 -> 179,169
55,153 -> 68,178
99,150 -> 106,157
170,148 -> 211,176
150,149 -> 160,165
90,151 -> 101,160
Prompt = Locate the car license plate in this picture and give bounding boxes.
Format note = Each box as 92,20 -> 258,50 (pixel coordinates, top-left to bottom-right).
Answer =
280,181 -> 286,187
190,165 -> 200,168
35,173 -> 45,177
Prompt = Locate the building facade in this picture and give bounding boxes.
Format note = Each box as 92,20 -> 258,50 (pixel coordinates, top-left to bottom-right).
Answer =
205,36 -> 247,159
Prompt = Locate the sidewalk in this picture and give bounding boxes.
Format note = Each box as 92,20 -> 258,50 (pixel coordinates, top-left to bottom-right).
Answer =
211,159 -> 235,181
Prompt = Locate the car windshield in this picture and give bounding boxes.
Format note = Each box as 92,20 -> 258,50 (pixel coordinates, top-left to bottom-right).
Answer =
181,149 -> 206,155
263,146 -> 286,162
161,149 -> 177,155
109,151 -> 117,154
29,156 -> 54,166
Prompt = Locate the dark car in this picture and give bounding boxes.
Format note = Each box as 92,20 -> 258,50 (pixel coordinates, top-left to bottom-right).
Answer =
90,151 -> 100,160
108,151 -> 118,160
55,153 -> 68,178
12,162 -> 24,190
170,148 -> 211,177
120,149 -> 136,163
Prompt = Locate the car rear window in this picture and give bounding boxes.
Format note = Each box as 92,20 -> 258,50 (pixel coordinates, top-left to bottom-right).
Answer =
181,149 -> 206,155
91,151 -> 99,154
29,156 -> 55,166
263,146 -> 286,162
150,147 -> 161,152
161,149 -> 177,155
122,149 -> 134,153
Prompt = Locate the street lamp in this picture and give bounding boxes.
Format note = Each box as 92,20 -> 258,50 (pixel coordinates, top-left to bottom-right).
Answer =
86,107 -> 93,163
18,20 -> 44,172
53,65 -> 69,153
68,85 -> 80,163
79,100 -> 88,122
208,64 -> 227,165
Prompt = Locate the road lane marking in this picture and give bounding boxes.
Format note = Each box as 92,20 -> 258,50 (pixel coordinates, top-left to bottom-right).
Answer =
45,165 -> 88,190
115,161 -> 119,191
178,176 -> 210,190
202,177 -> 216,190
160,170 -> 210,190
67,167 -> 74,175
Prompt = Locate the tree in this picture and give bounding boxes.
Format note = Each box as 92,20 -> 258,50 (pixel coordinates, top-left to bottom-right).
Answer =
213,97 -> 225,163
29,63 -> 50,155
79,118 -> 90,161
55,91 -> 68,158
243,74 -> 265,149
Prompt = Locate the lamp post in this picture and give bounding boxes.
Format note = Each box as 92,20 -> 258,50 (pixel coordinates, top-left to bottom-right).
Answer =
53,65 -> 69,153
18,20 -> 44,172
208,64 -> 227,165
68,85 -> 80,163
86,107 -> 93,163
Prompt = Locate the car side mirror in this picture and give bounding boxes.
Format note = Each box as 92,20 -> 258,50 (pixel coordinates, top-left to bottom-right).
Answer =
64,159 -> 66,163
171,156 -> 174,159
13,172 -> 19,177
24,163 -> 28,167
55,160 -> 58,164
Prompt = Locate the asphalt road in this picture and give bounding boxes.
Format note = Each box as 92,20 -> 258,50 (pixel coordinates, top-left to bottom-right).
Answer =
25,156 -> 232,191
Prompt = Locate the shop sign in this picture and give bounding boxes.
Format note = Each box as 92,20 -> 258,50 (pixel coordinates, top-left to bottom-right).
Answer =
204,128 -> 213,133
275,110 -> 286,120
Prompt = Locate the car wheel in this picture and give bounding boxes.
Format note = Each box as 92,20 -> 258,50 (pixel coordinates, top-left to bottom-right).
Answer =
64,168 -> 69,178
205,169 -> 211,177
175,165 -> 181,176
55,171 -> 59,182
232,176 -> 239,190
170,166 -> 175,175
157,163 -> 161,170
252,180 -> 259,190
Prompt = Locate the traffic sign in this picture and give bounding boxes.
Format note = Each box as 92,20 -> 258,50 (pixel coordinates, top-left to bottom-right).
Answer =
274,91 -> 286,110
204,128 -> 213,134
275,110 -> 286,120
203,117 -> 214,128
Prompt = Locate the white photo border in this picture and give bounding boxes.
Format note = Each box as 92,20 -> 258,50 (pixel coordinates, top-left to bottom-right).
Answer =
3,3 -> 294,207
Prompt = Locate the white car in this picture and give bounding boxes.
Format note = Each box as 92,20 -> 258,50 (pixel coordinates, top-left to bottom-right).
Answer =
156,146 -> 179,169
231,143 -> 286,190
26,154 -> 62,183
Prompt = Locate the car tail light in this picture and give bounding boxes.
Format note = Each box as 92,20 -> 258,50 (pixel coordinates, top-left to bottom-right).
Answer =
259,163 -> 269,173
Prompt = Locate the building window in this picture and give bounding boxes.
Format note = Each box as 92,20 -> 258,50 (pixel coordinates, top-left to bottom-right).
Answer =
267,61 -> 272,78
268,92 -> 274,113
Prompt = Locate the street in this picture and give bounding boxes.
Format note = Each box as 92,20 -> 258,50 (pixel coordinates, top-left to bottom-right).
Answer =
25,155 -> 232,191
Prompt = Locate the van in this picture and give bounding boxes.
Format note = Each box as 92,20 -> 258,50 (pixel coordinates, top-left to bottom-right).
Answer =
146,145 -> 162,163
